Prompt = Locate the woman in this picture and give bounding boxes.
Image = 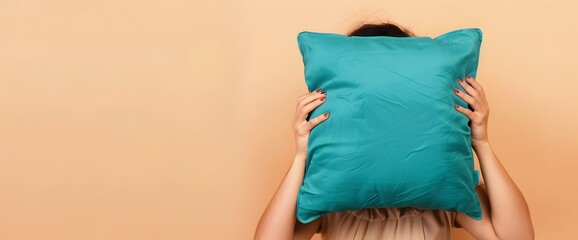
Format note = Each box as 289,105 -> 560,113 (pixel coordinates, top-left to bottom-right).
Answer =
254,22 -> 534,240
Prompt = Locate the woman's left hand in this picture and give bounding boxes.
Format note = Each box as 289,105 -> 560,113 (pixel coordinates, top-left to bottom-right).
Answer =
453,75 -> 490,147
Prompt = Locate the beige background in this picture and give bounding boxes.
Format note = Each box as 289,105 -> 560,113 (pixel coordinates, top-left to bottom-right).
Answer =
0,0 -> 576,239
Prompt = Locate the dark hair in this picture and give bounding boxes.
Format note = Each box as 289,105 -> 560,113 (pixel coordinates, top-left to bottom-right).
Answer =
347,22 -> 415,37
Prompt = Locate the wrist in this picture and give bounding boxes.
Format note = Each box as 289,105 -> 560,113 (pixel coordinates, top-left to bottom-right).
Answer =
472,140 -> 492,152
294,152 -> 307,162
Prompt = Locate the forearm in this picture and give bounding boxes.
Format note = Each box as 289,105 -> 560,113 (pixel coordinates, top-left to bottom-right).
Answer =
473,141 -> 534,239
254,153 -> 307,240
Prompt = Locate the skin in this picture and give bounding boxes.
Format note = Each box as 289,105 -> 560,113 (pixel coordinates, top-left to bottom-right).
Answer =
254,76 -> 534,240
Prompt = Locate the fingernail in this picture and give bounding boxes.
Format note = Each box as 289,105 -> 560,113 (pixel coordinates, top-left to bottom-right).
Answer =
321,91 -> 327,95
316,88 -> 321,93
458,77 -> 463,83
324,112 -> 329,117
454,104 -> 459,109
454,88 -> 459,94
320,97 -> 326,101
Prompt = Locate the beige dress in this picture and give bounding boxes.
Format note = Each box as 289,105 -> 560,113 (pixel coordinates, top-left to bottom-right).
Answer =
317,207 -> 459,240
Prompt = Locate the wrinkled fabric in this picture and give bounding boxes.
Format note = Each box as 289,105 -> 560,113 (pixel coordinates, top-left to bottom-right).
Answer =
296,28 -> 483,224
318,207 -> 457,240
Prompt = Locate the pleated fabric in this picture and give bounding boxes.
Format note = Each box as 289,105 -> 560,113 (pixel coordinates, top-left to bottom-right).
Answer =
318,207 -> 457,240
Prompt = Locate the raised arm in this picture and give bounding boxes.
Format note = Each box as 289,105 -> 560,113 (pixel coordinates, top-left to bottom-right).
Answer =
453,76 -> 534,239
254,89 -> 328,240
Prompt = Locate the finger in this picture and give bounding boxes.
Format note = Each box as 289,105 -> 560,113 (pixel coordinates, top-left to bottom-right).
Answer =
465,76 -> 484,93
296,89 -> 325,110
298,94 -> 327,120
458,77 -> 479,98
297,88 -> 322,102
304,112 -> 330,131
295,91 -> 326,121
463,76 -> 489,108
453,87 -> 480,109
454,103 -> 475,119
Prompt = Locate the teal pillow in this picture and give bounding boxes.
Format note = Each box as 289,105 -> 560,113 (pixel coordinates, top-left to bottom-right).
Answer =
296,28 -> 483,224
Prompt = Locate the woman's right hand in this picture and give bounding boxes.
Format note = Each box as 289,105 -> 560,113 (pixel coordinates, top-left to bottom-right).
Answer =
292,88 -> 329,156
254,88 -> 328,240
